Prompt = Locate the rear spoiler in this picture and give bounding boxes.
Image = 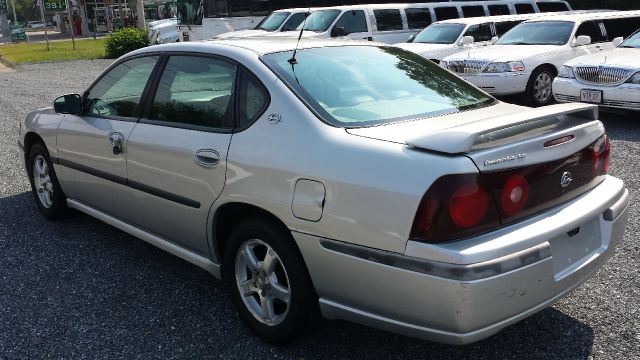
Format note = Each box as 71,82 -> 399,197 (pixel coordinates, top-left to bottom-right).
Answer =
405,103 -> 599,154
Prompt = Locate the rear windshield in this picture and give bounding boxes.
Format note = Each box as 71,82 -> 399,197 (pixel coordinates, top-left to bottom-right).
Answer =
262,46 -> 494,127
255,12 -> 290,31
496,21 -> 574,45
299,9 -> 340,32
414,23 -> 465,44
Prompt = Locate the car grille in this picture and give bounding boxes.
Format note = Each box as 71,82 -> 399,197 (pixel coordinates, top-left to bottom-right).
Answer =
574,66 -> 633,85
447,60 -> 489,74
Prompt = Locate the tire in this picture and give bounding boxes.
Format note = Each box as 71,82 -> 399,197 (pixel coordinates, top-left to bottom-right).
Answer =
223,218 -> 318,345
27,142 -> 69,220
523,66 -> 556,107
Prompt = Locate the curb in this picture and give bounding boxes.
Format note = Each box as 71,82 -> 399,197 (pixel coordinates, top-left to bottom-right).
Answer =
0,54 -> 17,69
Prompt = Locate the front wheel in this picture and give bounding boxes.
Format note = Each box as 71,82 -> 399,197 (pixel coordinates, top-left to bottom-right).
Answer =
27,142 -> 69,219
223,219 -> 318,345
523,66 -> 556,107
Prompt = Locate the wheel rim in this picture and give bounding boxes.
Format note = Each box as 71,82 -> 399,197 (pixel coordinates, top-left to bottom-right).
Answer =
235,239 -> 291,326
33,155 -> 54,208
533,71 -> 553,104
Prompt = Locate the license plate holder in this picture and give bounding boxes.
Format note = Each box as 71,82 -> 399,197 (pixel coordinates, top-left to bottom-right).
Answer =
580,89 -> 603,104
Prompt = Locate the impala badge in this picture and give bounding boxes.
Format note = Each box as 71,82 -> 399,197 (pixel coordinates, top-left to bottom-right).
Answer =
268,113 -> 281,124
560,171 -> 573,188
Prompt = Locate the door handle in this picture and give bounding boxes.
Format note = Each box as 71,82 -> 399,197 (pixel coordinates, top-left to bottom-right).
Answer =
194,149 -> 220,167
107,132 -> 125,155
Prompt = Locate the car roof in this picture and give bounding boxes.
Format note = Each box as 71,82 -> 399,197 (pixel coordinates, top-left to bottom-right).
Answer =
520,10 -> 640,23
435,11 -> 567,26
137,38 -> 378,57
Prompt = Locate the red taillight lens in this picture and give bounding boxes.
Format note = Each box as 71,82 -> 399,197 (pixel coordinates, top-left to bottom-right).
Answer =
449,183 -> 489,228
592,135 -> 610,177
410,174 -> 500,243
501,175 -> 529,216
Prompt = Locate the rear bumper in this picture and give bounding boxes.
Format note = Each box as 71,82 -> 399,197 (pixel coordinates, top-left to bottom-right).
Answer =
459,72 -> 529,96
293,176 -> 629,344
553,78 -> 640,110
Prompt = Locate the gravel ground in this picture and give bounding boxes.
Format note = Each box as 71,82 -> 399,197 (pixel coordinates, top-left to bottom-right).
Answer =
0,61 -> 638,360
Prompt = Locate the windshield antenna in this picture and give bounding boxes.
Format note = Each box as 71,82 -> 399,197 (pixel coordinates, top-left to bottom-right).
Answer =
288,5 -> 311,65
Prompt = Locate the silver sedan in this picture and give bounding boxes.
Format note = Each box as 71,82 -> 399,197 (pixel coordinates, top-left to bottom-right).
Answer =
18,39 -> 629,345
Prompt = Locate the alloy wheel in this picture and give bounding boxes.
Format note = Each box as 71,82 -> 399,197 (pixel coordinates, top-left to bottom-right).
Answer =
33,155 -> 54,208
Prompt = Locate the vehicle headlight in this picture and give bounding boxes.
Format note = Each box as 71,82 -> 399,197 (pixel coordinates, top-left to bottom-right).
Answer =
558,65 -> 575,79
627,72 -> 640,84
483,61 -> 525,73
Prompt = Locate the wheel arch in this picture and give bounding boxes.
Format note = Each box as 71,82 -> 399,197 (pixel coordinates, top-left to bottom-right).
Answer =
23,131 -> 46,165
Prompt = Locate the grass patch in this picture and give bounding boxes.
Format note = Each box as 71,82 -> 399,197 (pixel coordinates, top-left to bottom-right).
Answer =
0,39 -> 106,64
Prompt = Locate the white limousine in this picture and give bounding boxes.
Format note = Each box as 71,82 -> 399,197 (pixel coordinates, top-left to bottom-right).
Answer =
441,11 -> 640,106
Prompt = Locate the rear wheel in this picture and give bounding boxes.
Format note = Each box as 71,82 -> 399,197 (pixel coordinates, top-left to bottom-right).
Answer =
27,142 -> 68,219
523,66 -> 556,107
223,218 -> 318,345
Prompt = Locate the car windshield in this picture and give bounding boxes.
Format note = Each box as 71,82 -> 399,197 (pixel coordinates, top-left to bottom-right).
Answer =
619,31 -> 640,48
298,9 -> 340,32
413,23 -> 465,44
496,21 -> 574,45
262,46 -> 494,127
255,12 -> 290,31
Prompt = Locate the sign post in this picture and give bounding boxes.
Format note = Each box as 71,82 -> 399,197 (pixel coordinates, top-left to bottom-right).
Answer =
65,0 -> 75,50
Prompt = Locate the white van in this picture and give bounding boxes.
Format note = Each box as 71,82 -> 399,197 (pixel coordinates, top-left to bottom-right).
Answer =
395,13 -> 566,63
441,11 -> 640,106
215,8 -> 317,39
263,1 -> 572,44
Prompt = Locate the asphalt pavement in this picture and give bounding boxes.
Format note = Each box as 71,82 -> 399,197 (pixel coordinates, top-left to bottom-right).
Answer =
0,61 -> 638,359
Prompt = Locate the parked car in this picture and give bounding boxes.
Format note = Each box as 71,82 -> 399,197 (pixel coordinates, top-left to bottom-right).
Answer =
394,12 -> 561,63
215,8 -> 315,39
27,21 -> 46,29
263,0 -> 571,44
150,20 -> 179,44
553,29 -> 640,111
441,11 -> 640,106
19,39 -> 629,346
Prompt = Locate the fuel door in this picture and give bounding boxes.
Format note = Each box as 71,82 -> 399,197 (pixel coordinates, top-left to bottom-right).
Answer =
292,179 -> 326,222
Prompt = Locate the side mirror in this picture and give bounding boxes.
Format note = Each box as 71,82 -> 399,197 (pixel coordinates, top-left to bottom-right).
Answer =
612,36 -> 624,47
407,34 -> 416,43
573,35 -> 591,47
459,35 -> 474,46
54,94 -> 83,114
490,36 -> 499,44
330,26 -> 346,38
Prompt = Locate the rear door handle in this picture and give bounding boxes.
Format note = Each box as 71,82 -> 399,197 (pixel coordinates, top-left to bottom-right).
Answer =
194,149 -> 220,167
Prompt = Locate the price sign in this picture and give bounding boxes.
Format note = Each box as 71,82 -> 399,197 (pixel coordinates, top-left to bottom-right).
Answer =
43,0 -> 66,12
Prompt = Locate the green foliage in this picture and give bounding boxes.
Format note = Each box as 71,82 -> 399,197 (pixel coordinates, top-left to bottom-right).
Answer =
104,27 -> 149,59
0,39 -> 106,64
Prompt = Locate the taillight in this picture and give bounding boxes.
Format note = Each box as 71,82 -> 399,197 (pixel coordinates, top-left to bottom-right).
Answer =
501,175 -> 529,216
591,135 -> 610,177
410,174 -> 500,243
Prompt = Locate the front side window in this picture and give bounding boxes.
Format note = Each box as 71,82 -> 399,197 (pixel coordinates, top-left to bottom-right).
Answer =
575,21 -> 605,43
150,56 -> 236,129
255,12 -> 290,31
86,56 -> 159,118
334,10 -> 367,34
464,23 -> 493,42
263,46 -> 493,127
405,8 -> 432,30
373,9 -> 403,31
281,12 -> 307,31
413,23 -> 465,44
496,21 -> 574,45
300,9 -> 340,32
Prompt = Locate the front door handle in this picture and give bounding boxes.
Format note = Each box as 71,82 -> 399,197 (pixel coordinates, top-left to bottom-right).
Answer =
107,132 -> 125,155
194,149 -> 220,167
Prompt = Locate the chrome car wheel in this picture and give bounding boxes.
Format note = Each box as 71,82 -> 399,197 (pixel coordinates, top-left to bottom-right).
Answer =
235,239 -> 291,326
33,154 -> 54,208
533,71 -> 553,104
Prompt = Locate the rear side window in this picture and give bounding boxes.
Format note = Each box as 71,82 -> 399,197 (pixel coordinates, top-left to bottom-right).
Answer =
576,21 -> 605,43
334,10 -> 368,34
86,56 -> 159,118
374,9 -> 403,31
405,8 -> 432,30
150,56 -> 236,129
434,7 -> 460,21
515,3 -> 535,14
464,23 -> 493,42
281,12 -> 307,31
461,6 -> 485,18
488,5 -> 510,16
602,17 -> 640,39
537,2 -> 570,12
238,71 -> 269,128
495,20 -> 523,36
